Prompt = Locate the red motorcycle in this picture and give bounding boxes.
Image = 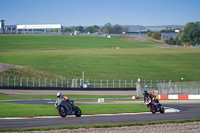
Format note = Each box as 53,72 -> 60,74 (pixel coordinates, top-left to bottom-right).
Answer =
145,97 -> 164,114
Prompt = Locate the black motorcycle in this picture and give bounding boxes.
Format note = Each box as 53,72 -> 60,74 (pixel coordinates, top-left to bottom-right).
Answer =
145,97 -> 164,114
55,99 -> 82,118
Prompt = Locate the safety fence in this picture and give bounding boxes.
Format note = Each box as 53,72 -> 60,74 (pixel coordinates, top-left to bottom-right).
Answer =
1,77 -> 199,95
137,80 -> 200,97
0,77 -> 136,89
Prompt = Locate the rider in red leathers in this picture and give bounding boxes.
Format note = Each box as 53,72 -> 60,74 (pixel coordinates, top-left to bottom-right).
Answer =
143,90 -> 160,107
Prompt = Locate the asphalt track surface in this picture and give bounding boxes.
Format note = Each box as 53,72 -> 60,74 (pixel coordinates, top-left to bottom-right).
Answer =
0,100 -> 200,129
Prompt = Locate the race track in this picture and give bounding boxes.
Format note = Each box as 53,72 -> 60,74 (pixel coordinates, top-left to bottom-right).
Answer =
0,103 -> 200,129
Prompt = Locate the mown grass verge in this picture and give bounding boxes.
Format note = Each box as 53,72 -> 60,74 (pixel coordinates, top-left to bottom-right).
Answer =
0,119 -> 199,132
0,103 -> 149,117
0,94 -> 29,100
18,94 -> 133,99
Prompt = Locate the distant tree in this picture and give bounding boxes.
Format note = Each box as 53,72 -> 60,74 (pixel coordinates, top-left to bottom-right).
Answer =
122,26 -> 130,32
113,24 -> 123,34
168,37 -> 173,45
164,39 -> 168,44
101,23 -> 113,34
93,25 -> 100,32
76,26 -> 84,33
63,28 -> 71,32
85,25 -> 100,33
175,33 -> 182,45
71,26 -> 84,33
146,30 -> 153,37
151,32 -> 161,40
181,22 -> 200,45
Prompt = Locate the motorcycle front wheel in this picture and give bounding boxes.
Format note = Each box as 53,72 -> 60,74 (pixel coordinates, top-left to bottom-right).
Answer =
58,106 -> 67,118
160,107 -> 165,114
149,104 -> 156,114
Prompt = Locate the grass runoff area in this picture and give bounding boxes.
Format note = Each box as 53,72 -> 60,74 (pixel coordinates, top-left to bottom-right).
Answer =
0,34 -> 200,80
0,94 -> 146,118
0,94 -> 134,100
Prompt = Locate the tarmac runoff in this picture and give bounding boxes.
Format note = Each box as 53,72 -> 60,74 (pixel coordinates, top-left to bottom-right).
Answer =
0,107 -> 180,120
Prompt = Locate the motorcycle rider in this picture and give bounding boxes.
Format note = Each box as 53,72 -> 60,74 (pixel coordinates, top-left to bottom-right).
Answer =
143,90 -> 160,107
55,92 -> 72,110
55,92 -> 62,107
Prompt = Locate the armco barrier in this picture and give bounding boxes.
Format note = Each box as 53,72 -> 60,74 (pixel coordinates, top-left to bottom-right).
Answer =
156,95 -> 200,99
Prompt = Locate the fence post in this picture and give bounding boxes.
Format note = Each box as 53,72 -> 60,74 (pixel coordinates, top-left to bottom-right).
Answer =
45,78 -> 46,87
56,79 -> 58,87
27,78 -> 28,87
20,77 -> 22,87
113,80 -> 114,88
174,82 -> 176,94
7,77 -> 9,87
181,81 -> 182,95
94,79 -> 95,88
156,80 -> 159,94
33,78 -> 35,87
50,78 -> 52,87
125,80 -> 127,88
75,78 -> 78,87
39,78 -> 40,87
67,79 -> 69,87
62,79 -> 63,88
101,79 -> 102,88
119,80 -> 121,88
131,80 -> 133,88
189,84 -> 190,95
198,80 -> 199,94
1,77 -> 2,86
107,79 -> 108,88
14,77 -> 16,87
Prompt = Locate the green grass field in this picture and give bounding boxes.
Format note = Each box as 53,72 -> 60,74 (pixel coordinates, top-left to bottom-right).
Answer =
0,102 -> 148,117
18,94 -> 133,99
0,94 -> 146,117
0,34 -> 200,80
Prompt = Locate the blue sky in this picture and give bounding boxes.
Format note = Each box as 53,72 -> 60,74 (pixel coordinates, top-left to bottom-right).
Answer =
0,0 -> 199,26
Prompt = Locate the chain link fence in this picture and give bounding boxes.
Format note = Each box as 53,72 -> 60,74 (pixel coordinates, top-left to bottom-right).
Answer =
137,80 -> 200,98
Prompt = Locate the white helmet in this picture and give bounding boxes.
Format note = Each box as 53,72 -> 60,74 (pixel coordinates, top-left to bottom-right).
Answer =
57,92 -> 62,98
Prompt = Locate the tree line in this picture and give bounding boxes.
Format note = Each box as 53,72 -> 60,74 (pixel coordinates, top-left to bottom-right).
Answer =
62,23 -> 124,34
165,22 -> 200,45
146,30 -> 161,40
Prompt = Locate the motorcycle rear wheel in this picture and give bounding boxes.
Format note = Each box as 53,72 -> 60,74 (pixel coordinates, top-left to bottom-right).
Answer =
74,106 -> 82,117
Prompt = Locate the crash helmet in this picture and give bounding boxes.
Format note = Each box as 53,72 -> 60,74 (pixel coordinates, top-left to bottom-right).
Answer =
143,90 -> 148,95
57,92 -> 62,98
